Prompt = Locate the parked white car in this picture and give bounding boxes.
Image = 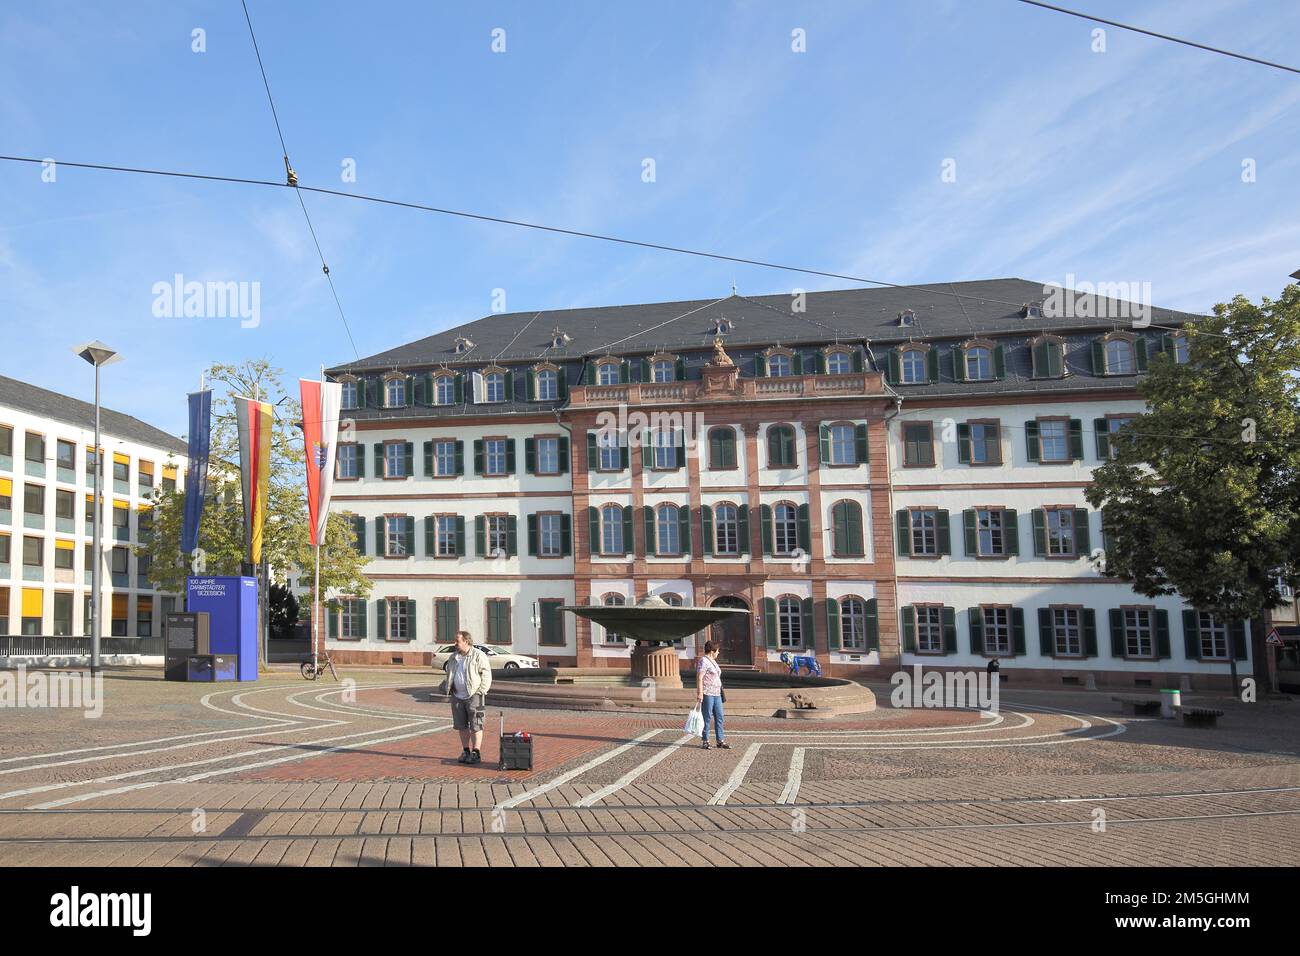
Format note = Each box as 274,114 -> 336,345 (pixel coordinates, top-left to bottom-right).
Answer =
431,644 -> 541,671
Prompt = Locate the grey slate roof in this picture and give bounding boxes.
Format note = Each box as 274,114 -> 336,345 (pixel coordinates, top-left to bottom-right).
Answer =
326,279 -> 1199,418
329,278 -> 1197,371
0,374 -> 187,454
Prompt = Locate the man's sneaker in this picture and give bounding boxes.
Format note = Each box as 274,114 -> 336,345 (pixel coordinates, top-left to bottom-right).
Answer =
716,741 -> 731,750
701,740 -> 710,750
457,750 -> 472,764
468,750 -> 482,765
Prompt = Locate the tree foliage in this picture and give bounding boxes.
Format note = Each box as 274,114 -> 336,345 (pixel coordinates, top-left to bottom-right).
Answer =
1085,285 -> 1300,624
139,360 -> 372,614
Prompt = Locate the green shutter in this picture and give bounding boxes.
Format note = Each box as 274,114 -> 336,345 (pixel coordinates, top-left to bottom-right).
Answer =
1004,509 -> 1019,555
375,518 -> 385,556
1082,609 -> 1098,657
1039,608 -> 1054,656
701,505 -> 713,556
763,597 -> 778,649
942,607 -> 957,654
755,352 -> 767,377
1091,339 -> 1105,374
406,600 -> 417,642
936,510 -> 951,555
675,430 -> 685,470
374,443 -> 384,477
818,424 -> 831,464
854,423 -> 869,463
643,506 -> 655,556
864,599 -> 879,651
1155,610 -> 1171,659
1135,337 -> 1149,371
453,441 -> 464,476
951,347 -> 966,382
526,514 -> 537,556
825,598 -> 841,652
475,515 -> 486,556
525,438 -> 536,474
1094,418 -> 1110,459
507,515 -> 517,556
887,350 -> 900,385
1025,420 -> 1040,461
1074,508 -> 1090,556
403,442 -> 413,476
425,516 -> 435,556
1012,608 -> 1026,655
621,506 -> 632,555
993,344 -> 1006,379
453,373 -> 464,404
423,440 -> 433,477
586,432 -> 598,470
505,439 -> 516,473
352,515 -> 366,555
896,509 -> 910,556
560,513 -> 571,556
1109,608 -> 1125,657
642,430 -> 652,469
761,504 -> 773,555
327,601 -> 339,639
737,505 -> 749,554
1068,419 -> 1084,460
587,507 -> 599,556
968,608 -> 984,654
678,506 -> 691,555
963,509 -> 978,556
956,422 -> 971,463
1032,509 -> 1046,556
801,597 -> 815,648
797,503 -> 811,553
557,436 -> 569,473
375,599 -> 387,640
405,516 -> 415,557
473,439 -> 484,476
1232,620 -> 1249,661
900,606 -> 916,653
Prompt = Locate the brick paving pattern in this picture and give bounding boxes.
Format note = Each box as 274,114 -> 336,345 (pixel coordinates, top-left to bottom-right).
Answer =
0,667 -> 1296,866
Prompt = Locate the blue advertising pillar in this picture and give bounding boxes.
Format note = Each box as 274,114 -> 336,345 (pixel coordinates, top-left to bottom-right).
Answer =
186,576 -> 259,681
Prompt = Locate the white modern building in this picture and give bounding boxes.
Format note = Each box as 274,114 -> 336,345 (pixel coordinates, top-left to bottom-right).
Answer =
0,374 -> 186,639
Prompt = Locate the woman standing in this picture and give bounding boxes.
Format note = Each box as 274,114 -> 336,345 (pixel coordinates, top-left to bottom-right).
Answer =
696,640 -> 730,750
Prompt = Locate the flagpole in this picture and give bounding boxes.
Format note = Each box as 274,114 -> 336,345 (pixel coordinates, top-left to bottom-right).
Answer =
313,364 -> 324,677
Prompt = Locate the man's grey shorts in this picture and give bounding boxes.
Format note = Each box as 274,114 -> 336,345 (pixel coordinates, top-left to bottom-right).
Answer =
451,693 -> 486,731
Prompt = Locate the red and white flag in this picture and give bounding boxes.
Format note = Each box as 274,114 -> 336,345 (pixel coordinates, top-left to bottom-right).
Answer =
300,378 -> 343,547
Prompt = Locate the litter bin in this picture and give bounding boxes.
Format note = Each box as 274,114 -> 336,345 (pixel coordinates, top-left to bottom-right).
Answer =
1160,688 -> 1181,718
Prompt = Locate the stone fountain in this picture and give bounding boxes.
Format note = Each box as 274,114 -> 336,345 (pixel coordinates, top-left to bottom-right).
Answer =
562,594 -> 747,689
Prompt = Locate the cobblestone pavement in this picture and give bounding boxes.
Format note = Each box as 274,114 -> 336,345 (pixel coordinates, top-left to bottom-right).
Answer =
1,668 -> 1297,866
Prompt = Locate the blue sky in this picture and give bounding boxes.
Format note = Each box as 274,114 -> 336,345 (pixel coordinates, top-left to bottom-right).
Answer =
2,0 -> 1298,436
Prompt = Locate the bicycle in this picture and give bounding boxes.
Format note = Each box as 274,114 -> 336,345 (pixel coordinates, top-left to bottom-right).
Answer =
300,651 -> 339,681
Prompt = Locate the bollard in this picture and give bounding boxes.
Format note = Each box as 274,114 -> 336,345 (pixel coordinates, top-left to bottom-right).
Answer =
1160,688 -> 1181,718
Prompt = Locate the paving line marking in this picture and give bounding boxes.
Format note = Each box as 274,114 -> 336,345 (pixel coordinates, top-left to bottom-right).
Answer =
708,743 -> 763,805
29,722 -> 453,810
778,748 -> 806,805
573,734 -> 696,807
495,729 -> 665,810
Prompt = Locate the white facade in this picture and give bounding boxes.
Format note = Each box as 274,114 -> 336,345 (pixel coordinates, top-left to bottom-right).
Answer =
0,399 -> 185,638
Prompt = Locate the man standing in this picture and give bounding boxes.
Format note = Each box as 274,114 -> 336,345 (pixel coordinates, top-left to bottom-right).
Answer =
441,630 -> 493,764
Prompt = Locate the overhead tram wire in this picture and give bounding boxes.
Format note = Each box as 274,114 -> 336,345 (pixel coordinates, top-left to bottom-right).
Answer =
239,0 -> 361,361
0,152 -> 1226,341
1014,0 -> 1300,77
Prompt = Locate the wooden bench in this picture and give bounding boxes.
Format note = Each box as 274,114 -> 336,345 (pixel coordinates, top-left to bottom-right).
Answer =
1112,695 -> 1162,716
1178,707 -> 1224,728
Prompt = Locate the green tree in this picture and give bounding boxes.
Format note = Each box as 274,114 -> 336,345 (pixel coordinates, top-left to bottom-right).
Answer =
1086,285 -> 1300,673
139,360 -> 372,656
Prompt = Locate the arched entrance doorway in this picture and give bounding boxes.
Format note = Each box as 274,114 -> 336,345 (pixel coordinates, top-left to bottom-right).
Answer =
709,596 -> 752,666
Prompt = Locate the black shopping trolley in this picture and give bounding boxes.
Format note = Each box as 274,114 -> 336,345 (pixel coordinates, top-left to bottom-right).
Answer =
498,713 -> 534,771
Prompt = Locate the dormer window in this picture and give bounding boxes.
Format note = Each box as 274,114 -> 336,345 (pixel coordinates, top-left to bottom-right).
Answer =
954,340 -> 1004,382
1093,333 -> 1147,376
768,354 -> 791,377
551,329 -> 572,348
598,362 -> 620,385
1022,301 -> 1043,319
825,350 -> 851,375
965,346 -> 993,380
536,368 -> 558,400
433,372 -> 457,406
453,336 -> 475,354
384,375 -> 407,408
898,310 -> 916,328
484,370 -> 506,402
1031,336 -> 1066,378
651,358 -> 675,383
339,377 -> 359,410
1168,333 -> 1189,364
710,317 -> 733,335
900,348 -> 926,383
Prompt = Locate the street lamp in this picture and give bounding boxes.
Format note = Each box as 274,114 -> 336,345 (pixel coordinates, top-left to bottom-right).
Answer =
74,341 -> 121,675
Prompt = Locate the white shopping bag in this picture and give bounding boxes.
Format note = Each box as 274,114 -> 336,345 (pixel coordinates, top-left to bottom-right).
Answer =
684,706 -> 704,736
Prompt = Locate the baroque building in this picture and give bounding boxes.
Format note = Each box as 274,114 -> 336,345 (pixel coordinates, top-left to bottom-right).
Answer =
321,278 -> 1249,690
